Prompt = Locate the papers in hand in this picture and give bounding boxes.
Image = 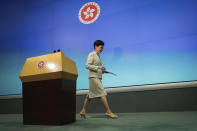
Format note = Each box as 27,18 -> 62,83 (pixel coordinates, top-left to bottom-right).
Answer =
103,70 -> 117,76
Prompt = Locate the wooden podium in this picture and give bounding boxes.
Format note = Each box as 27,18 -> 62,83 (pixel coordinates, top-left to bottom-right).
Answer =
19,52 -> 78,125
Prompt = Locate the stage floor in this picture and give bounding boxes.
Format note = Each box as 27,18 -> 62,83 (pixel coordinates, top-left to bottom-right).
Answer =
0,112 -> 196,131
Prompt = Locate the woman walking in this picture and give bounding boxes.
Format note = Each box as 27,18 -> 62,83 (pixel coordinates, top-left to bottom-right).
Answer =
80,40 -> 118,119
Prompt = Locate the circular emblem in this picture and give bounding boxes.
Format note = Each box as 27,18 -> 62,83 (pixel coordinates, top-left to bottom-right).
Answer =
78,2 -> 100,24
38,61 -> 44,69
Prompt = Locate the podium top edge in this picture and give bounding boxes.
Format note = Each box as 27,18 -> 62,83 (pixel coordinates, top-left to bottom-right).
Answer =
27,52 -> 64,59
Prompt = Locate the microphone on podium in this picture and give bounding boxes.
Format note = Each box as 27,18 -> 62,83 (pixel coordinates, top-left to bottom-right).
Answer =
53,49 -> 61,53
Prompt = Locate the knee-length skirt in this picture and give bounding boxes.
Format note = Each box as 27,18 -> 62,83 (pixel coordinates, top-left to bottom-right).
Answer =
86,77 -> 107,99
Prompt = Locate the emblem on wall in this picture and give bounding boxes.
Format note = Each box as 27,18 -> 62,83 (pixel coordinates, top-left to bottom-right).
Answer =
78,2 -> 100,24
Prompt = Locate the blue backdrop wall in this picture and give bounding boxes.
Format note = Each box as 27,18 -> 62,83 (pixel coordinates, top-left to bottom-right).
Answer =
0,0 -> 197,95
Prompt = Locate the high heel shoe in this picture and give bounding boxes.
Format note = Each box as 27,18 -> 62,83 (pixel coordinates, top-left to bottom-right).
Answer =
80,112 -> 91,119
105,112 -> 118,119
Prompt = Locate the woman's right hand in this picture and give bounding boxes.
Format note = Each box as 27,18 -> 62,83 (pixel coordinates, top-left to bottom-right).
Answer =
99,66 -> 106,71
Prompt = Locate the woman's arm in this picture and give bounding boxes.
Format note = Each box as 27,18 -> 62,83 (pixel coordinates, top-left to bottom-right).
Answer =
86,53 -> 100,72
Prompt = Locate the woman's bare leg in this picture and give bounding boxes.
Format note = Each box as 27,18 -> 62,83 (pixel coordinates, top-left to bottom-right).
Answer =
80,97 -> 91,113
100,96 -> 112,113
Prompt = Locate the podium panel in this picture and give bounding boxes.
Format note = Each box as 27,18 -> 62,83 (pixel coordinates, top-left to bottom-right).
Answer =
19,52 -> 78,125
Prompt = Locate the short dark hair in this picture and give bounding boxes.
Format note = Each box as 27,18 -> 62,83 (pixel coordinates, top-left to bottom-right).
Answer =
94,40 -> 104,49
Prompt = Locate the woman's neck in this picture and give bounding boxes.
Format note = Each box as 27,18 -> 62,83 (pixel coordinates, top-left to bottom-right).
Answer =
94,50 -> 99,55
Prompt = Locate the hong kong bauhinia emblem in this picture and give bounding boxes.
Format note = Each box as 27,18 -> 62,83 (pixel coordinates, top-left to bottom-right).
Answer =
38,61 -> 44,69
78,2 -> 100,24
